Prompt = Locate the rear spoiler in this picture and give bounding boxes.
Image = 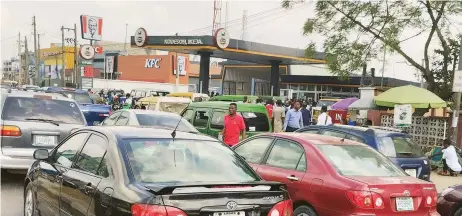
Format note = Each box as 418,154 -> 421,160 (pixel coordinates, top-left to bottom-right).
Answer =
143,181 -> 286,195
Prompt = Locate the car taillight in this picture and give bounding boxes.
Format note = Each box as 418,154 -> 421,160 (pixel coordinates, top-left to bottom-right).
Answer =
132,204 -> 187,216
346,190 -> 385,209
268,200 -> 292,216
424,188 -> 438,207
1,125 -> 22,136
109,110 -> 112,115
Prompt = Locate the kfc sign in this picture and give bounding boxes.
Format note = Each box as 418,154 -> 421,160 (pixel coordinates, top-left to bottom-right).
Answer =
145,58 -> 161,68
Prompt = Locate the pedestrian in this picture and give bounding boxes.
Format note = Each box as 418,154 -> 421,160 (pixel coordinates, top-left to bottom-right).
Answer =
437,139 -> 462,176
283,100 -> 304,132
300,102 -> 311,126
243,96 -> 249,103
221,103 -> 246,146
265,99 -> 274,121
316,105 -> 332,125
272,100 -> 286,133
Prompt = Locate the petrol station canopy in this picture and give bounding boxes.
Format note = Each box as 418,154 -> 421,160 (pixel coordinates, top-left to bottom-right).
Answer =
131,35 -> 326,65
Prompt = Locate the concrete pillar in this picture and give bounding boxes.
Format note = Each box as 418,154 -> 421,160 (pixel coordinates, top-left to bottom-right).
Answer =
199,52 -> 211,94
270,60 -> 280,96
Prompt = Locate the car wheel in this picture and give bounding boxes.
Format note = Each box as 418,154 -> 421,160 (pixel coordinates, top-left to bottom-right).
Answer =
293,205 -> 317,216
24,184 -> 37,216
454,208 -> 462,216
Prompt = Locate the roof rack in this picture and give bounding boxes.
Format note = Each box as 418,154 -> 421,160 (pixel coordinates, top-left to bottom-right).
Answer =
367,126 -> 404,133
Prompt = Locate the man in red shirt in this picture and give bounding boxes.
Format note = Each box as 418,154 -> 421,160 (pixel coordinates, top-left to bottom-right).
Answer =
221,103 -> 246,147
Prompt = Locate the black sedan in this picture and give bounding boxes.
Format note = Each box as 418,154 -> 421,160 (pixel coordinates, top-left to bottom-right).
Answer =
24,126 -> 292,216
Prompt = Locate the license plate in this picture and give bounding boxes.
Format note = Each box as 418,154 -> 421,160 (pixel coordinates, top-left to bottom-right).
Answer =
34,135 -> 57,146
213,211 -> 245,216
404,169 -> 417,177
396,197 -> 414,211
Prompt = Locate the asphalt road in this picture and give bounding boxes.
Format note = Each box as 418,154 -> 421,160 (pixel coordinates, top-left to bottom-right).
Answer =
1,171 -> 25,216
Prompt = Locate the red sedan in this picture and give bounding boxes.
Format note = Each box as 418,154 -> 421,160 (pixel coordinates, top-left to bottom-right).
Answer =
232,133 -> 440,216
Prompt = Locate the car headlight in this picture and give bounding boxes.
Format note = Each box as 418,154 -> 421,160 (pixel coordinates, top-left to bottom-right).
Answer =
440,187 -> 454,197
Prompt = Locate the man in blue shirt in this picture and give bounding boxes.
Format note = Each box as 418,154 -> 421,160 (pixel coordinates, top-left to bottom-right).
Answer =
283,100 -> 304,132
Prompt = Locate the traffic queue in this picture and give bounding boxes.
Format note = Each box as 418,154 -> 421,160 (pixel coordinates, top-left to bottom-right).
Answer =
0,85 -> 461,216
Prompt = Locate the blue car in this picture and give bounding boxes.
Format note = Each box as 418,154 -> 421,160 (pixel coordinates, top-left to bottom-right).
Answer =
295,124 -> 431,181
45,87 -> 111,126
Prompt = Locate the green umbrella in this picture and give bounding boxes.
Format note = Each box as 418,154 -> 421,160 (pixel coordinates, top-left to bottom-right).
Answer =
374,85 -> 446,108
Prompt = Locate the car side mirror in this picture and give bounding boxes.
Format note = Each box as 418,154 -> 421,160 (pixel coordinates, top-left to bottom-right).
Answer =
33,149 -> 49,160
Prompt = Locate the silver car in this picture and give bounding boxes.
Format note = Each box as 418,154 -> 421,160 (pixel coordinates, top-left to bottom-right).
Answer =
1,91 -> 87,170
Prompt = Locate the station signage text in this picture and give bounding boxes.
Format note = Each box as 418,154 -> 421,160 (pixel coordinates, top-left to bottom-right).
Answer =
163,38 -> 203,45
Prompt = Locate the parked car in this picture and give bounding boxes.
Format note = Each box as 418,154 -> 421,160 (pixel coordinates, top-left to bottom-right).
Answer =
135,96 -> 191,114
167,92 -> 210,102
1,91 -> 86,170
130,88 -> 170,106
101,109 -> 199,133
44,87 -> 111,126
25,126 -> 293,216
181,101 -> 272,138
295,125 -> 431,181
232,133 -> 439,216
438,185 -> 462,216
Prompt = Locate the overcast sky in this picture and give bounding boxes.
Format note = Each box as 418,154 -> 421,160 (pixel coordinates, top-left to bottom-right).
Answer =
1,0 -> 461,82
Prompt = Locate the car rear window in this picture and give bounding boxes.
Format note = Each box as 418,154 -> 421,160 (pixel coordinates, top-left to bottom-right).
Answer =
136,113 -> 199,133
124,138 -> 260,183
316,144 -> 406,177
241,112 -> 270,132
63,91 -> 92,104
378,136 -> 424,158
2,97 -> 85,125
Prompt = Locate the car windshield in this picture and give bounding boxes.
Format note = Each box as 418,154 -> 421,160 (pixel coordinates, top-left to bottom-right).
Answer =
62,91 -> 92,104
136,113 -> 199,133
378,136 -> 425,158
157,102 -> 189,114
2,97 -> 85,125
124,138 -> 259,183
316,144 -> 406,177
241,112 -> 270,132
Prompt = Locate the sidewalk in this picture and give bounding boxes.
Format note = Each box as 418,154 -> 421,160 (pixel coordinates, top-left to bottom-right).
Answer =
431,171 -> 462,192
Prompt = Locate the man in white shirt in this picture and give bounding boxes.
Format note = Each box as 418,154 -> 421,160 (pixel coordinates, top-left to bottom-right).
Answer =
317,105 -> 332,125
440,139 -> 462,176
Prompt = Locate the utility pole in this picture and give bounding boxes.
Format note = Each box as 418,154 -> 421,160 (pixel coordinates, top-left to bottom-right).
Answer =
37,34 -> 41,86
381,49 -> 386,88
453,36 -> 462,147
18,32 -> 22,83
61,26 -> 65,87
73,23 -> 79,88
24,36 -> 29,86
33,16 -> 39,85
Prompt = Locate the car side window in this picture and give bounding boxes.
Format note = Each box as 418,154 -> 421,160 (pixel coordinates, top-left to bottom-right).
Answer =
182,109 -> 194,122
96,155 -> 111,178
115,111 -> 130,126
296,153 -> 307,172
73,134 -> 108,175
265,139 -> 305,171
345,134 -> 365,143
302,129 -> 319,134
321,130 -> 346,138
234,137 -> 274,163
210,111 -> 226,129
53,133 -> 89,168
102,112 -> 121,126
193,110 -> 209,128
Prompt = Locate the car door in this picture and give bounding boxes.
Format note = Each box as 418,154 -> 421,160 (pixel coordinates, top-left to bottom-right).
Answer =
60,133 -> 108,216
36,132 -> 89,216
191,109 -> 210,135
209,109 -> 226,139
115,111 -> 130,126
233,137 -> 275,171
101,112 -> 121,126
257,138 -> 306,196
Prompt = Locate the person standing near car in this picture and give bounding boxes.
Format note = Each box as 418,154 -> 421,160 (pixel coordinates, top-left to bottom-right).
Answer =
283,100 -> 304,132
272,100 -> 286,133
438,139 -> 462,176
317,105 -> 332,125
221,103 -> 246,147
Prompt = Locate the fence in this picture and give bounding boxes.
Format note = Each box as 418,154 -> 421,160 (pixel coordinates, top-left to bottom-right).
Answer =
380,114 -> 449,152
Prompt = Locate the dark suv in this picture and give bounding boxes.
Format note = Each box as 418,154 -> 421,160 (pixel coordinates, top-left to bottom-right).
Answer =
296,125 -> 431,181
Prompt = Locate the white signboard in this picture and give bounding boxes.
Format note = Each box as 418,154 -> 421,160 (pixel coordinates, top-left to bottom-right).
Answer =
452,70 -> 462,92
80,15 -> 103,41
80,45 -> 95,60
134,28 -> 147,47
105,56 -> 114,74
394,104 -> 412,126
215,28 -> 230,49
176,56 -> 187,76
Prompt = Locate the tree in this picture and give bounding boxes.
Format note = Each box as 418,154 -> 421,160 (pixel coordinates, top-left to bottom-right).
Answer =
431,36 -> 461,101
282,0 -> 461,100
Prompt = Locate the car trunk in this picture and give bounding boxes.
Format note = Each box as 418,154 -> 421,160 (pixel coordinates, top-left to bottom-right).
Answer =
79,104 -> 111,125
143,182 -> 287,216
347,176 -> 435,214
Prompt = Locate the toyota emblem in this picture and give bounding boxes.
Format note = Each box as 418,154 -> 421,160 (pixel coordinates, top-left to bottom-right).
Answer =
226,201 -> 238,210
403,190 -> 410,196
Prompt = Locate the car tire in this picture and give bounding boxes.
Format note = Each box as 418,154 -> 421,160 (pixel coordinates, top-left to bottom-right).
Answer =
24,183 -> 37,216
454,208 -> 462,216
293,205 -> 317,216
